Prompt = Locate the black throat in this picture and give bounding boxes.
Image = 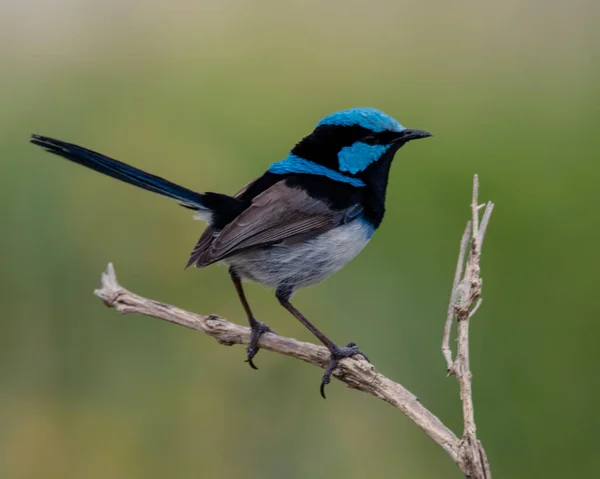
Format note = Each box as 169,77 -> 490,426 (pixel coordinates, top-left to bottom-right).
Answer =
358,147 -> 397,227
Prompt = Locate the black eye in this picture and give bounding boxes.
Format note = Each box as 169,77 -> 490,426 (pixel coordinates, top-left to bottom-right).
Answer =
362,134 -> 378,144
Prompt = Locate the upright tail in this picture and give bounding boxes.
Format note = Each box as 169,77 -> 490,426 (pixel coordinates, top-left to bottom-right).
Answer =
30,134 -> 207,209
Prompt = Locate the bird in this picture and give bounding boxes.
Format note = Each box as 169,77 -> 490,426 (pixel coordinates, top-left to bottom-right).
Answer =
30,107 -> 431,397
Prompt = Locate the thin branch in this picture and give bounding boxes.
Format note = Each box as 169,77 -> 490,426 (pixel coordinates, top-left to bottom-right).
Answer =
444,174 -> 494,479
479,202 -> 495,250
471,175 -> 481,243
93,175 -> 494,478
443,221 -> 471,370
468,298 -> 483,320
95,263 -> 461,462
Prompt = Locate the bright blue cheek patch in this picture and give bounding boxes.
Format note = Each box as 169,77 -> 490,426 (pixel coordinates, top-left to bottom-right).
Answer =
338,142 -> 390,174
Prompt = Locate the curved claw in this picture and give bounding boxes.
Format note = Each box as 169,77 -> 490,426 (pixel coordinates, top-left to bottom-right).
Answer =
320,381 -> 328,399
245,320 -> 275,370
320,342 -> 368,399
245,355 -> 259,370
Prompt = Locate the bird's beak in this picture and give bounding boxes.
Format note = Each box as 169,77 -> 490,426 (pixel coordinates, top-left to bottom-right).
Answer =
394,129 -> 433,143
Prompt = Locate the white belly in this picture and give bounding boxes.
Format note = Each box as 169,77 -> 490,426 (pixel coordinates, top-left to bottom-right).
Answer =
225,219 -> 374,289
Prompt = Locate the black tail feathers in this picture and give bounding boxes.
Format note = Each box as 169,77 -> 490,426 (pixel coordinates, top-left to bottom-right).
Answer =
30,134 -> 206,209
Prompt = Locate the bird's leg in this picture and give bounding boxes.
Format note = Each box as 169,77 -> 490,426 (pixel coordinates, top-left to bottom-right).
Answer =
275,286 -> 369,398
229,268 -> 275,369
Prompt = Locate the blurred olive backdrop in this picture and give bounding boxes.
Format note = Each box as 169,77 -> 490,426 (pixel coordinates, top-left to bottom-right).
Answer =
1,1 -> 599,478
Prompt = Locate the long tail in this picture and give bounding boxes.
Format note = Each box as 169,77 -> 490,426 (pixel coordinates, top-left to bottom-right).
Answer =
30,134 -> 207,209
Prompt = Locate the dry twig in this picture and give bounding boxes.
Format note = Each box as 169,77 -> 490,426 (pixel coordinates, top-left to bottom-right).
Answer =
94,175 -> 493,478
442,174 -> 494,478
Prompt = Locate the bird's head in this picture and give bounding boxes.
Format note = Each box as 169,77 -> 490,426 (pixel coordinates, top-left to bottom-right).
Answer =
269,108 -> 431,188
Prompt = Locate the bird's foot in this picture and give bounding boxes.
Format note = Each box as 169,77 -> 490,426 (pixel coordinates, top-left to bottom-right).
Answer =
320,342 -> 369,399
245,319 -> 276,370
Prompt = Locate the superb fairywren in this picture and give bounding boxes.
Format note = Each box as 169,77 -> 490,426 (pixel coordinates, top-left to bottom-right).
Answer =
31,108 -> 431,397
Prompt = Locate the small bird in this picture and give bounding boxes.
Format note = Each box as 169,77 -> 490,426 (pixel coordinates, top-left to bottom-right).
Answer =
31,108 -> 431,397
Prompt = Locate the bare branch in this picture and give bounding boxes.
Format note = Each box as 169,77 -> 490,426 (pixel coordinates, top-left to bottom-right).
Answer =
94,263 -> 461,462
479,202 -> 495,250
468,298 -> 483,320
93,175 -> 494,478
443,221 -> 471,370
443,174 -> 493,478
471,175 -> 481,240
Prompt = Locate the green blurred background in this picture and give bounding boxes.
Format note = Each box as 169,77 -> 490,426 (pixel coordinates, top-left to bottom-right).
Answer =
1,0 -> 599,477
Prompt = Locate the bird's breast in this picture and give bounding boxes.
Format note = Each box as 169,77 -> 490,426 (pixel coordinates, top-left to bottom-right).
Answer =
225,219 -> 375,289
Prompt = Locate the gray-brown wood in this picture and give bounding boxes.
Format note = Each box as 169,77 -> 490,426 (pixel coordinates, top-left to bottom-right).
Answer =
443,175 -> 494,478
94,174 -> 493,478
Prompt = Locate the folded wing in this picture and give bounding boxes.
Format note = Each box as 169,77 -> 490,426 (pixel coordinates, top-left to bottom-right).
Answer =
187,180 -> 359,268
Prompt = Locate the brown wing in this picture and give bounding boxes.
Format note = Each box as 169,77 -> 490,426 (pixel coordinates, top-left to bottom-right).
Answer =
187,180 -> 346,268
185,176 -> 264,268
185,177 -> 264,268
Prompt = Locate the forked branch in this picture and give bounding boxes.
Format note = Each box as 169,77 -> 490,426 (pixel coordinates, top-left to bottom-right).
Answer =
94,175 -> 493,478
442,174 -> 494,478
